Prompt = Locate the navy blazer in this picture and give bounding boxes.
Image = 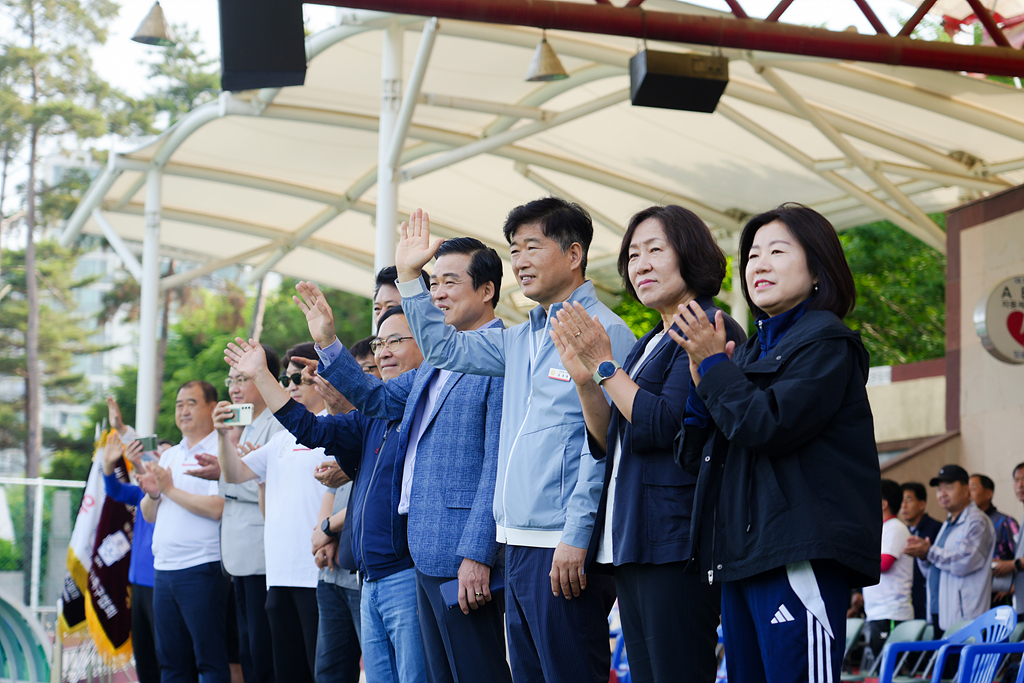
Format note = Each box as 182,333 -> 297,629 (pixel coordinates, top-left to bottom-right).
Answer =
586,297 -> 745,568
319,327 -> 503,578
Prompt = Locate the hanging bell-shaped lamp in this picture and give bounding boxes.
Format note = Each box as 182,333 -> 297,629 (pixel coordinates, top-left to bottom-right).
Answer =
525,31 -> 569,82
131,1 -> 176,47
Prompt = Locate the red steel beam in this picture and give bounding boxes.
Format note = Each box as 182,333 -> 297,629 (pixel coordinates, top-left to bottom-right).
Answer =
851,0 -> 889,36
964,0 -> 1012,47
723,0 -> 749,20
309,0 -> 1024,76
765,0 -> 795,22
897,0 -> 938,38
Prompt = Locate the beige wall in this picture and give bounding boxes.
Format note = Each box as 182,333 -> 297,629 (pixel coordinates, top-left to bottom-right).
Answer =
882,433 -> 961,521
867,376 -> 946,444
958,208 -> 1024,516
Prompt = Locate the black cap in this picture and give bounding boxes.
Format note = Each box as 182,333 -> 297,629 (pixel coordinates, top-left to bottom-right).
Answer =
930,464 -> 969,487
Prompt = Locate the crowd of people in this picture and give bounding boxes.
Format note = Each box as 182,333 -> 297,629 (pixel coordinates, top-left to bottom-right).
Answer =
851,465 -> 1024,666
97,194 -> 1003,683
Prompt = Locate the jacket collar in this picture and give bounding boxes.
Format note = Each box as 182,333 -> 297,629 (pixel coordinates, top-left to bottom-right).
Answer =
755,298 -> 810,358
529,280 -> 599,331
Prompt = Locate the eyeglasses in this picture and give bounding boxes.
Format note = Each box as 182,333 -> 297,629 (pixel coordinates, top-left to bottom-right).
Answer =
361,365 -> 378,374
279,373 -> 312,388
224,376 -> 251,388
370,336 -> 414,354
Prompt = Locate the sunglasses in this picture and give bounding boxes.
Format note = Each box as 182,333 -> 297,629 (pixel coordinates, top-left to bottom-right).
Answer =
279,373 -> 313,388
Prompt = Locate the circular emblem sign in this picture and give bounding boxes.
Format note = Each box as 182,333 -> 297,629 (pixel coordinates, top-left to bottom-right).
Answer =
974,275 -> 1024,364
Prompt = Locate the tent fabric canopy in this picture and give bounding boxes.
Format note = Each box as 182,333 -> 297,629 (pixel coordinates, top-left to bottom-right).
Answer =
62,2 -> 1024,320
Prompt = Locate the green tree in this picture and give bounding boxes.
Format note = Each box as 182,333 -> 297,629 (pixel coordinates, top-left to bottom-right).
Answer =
141,24 -> 220,127
840,217 -> 946,366
259,277 -> 372,355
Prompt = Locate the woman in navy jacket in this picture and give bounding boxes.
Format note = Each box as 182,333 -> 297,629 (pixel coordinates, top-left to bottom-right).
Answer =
672,204 -> 880,683
549,205 -> 745,683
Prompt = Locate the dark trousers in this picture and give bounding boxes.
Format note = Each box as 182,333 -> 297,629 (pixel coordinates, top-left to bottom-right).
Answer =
721,561 -> 849,683
265,586 -> 319,683
866,619 -> 903,660
131,583 -> 162,683
234,574 -> 275,683
505,545 -> 616,683
153,562 -> 231,683
315,581 -> 362,683
615,562 -> 721,683
415,570 -> 513,683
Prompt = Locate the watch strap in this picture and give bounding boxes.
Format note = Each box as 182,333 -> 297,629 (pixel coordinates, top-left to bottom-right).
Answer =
593,360 -> 621,385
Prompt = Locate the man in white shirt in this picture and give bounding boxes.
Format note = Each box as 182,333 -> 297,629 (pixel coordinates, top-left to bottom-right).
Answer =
216,343 -> 330,683
138,381 -> 229,683
863,479 -> 914,662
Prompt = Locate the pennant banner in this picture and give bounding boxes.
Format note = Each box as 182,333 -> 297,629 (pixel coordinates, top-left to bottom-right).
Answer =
60,431 -> 135,666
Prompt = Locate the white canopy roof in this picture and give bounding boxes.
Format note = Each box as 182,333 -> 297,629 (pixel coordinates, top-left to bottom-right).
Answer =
61,2 -> 1024,320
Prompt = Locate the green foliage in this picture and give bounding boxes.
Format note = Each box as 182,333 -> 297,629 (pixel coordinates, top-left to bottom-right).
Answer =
840,217 -> 946,366
260,277 -> 373,355
44,448 -> 92,481
140,24 -> 220,127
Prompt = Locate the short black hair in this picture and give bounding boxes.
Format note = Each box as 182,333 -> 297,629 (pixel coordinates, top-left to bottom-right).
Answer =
283,342 -> 318,370
1014,463 -> 1024,478
502,196 -> 594,277
351,336 -> 375,361
738,203 -> 856,319
157,438 -> 174,448
261,344 -> 280,380
881,479 -> 903,515
375,266 -> 428,296
617,205 -> 727,301
434,237 -> 503,307
971,474 -> 995,492
901,482 -> 927,503
376,305 -> 405,330
177,380 -> 218,404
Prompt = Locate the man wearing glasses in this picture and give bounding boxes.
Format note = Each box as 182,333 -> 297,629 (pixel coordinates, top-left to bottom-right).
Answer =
205,346 -> 284,683
223,307 -> 430,683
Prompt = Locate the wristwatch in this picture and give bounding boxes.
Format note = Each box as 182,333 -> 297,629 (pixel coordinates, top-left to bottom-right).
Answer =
321,518 -> 339,539
593,360 -> 621,385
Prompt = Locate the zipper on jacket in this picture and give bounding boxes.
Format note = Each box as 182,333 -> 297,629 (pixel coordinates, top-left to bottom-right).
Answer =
358,424 -> 391,580
502,394 -> 531,536
708,507 -> 718,585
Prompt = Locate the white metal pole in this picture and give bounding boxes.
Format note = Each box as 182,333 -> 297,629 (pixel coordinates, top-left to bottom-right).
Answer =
375,22 -> 404,279
30,478 -> 44,611
137,169 -> 162,436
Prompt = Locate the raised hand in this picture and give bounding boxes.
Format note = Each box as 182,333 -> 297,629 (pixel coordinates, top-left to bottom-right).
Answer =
293,281 -> 337,348
212,401 -> 236,433
395,208 -> 443,284
553,302 -> 613,376
237,441 -> 259,457
145,461 -> 174,494
668,301 -> 735,386
136,468 -> 161,498
123,440 -> 145,472
224,338 -> 269,380
102,433 -> 125,476
106,396 -> 126,436
184,453 -> 222,480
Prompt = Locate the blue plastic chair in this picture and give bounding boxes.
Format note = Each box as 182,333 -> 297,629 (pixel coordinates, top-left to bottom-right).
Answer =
957,642 -> 1024,683
876,606 -> 1018,683
609,617 -> 631,683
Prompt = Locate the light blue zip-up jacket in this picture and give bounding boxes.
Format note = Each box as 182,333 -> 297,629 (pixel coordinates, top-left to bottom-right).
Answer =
399,278 -> 635,550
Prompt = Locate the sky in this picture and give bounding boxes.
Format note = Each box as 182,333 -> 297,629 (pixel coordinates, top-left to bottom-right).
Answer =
93,0 -> 920,97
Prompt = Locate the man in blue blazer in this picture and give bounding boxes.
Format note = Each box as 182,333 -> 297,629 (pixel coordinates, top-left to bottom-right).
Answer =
294,238 -> 512,683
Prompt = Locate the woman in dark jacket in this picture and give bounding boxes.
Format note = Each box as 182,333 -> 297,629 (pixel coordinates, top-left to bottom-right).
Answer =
672,204 -> 880,682
549,205 -> 745,683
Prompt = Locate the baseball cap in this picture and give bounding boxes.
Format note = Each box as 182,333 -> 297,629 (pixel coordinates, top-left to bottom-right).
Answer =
930,464 -> 969,487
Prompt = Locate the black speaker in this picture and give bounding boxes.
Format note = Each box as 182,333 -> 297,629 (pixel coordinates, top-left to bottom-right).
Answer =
219,0 -> 307,92
629,50 -> 729,114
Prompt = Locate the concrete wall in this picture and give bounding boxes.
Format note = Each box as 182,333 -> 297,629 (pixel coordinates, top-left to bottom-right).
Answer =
948,187 -> 1024,517
867,375 -> 946,444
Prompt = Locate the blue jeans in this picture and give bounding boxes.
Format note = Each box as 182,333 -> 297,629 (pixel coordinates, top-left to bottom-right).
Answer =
360,567 -> 427,683
315,581 -> 362,683
153,562 -> 231,683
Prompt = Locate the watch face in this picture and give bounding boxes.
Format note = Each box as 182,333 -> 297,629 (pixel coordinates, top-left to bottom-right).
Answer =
599,361 -> 616,378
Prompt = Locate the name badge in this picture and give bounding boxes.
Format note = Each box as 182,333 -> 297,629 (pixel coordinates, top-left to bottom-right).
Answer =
548,368 -> 571,382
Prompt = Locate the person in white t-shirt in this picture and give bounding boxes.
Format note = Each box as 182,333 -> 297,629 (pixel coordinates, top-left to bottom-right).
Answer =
863,479 -> 914,661
215,343 -> 330,683
138,380 -> 230,683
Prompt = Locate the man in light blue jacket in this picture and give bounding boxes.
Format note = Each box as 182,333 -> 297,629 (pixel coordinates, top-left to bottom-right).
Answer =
395,199 -> 636,683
